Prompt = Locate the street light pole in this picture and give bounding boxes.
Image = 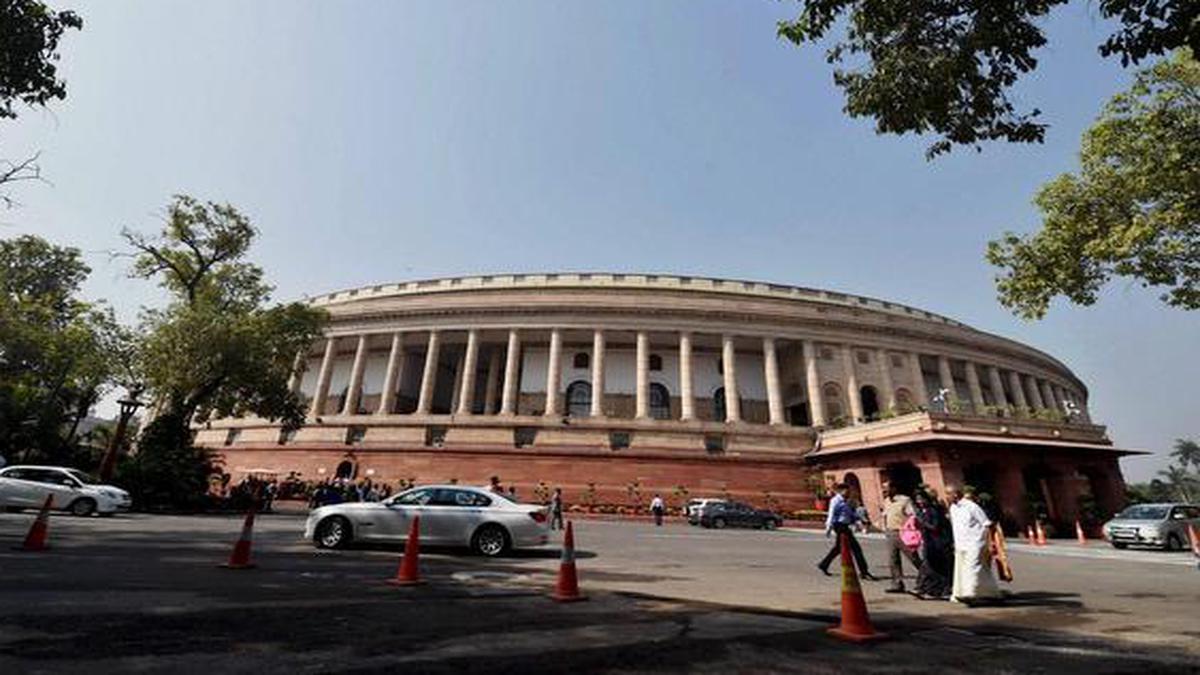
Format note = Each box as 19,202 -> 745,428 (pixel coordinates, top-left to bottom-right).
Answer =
99,393 -> 143,482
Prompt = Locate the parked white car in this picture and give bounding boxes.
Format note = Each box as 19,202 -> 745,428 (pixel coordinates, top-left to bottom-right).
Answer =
304,484 -> 550,557
0,465 -> 132,516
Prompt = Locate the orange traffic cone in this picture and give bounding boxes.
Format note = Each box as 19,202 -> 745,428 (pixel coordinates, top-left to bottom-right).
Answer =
14,495 -> 54,551
1188,523 -> 1200,558
220,500 -> 258,569
827,531 -> 888,643
1035,521 -> 1048,546
387,516 -> 424,586
551,521 -> 586,602
1075,520 -> 1087,546
1025,525 -> 1035,545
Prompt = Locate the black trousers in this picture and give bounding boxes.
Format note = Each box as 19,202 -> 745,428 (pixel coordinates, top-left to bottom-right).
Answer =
819,523 -> 870,575
550,511 -> 564,530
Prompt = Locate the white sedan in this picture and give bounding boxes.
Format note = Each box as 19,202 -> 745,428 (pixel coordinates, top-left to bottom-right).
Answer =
0,465 -> 132,516
304,485 -> 550,557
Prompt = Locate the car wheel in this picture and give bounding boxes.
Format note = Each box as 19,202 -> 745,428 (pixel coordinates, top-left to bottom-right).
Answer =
763,518 -> 778,531
315,516 -> 352,549
1111,542 -> 1128,549
712,517 -> 727,530
472,524 -> 510,557
70,498 -> 96,517
1165,533 -> 1184,551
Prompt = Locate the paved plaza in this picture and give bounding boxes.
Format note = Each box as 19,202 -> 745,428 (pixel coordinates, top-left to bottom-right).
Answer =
0,511 -> 1196,673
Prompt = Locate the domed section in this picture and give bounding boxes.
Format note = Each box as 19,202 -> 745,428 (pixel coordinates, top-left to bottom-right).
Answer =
200,272 -> 1132,534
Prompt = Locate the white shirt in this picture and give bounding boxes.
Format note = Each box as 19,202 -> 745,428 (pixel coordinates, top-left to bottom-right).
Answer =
949,497 -> 992,549
650,497 -> 664,510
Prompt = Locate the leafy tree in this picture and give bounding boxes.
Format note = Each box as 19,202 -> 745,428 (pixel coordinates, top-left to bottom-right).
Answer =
778,1 -> 1199,157
987,50 -> 1199,318
1157,464 -> 1197,502
118,195 -> 327,507
0,1 -> 83,206
0,234 -> 118,464
1170,437 -> 1200,470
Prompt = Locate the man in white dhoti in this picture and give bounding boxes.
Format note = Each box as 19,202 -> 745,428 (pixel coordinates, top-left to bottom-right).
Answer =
948,486 -> 1002,605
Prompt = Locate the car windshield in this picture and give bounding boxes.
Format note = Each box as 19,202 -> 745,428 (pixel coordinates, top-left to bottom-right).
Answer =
1116,505 -> 1168,520
65,469 -> 98,485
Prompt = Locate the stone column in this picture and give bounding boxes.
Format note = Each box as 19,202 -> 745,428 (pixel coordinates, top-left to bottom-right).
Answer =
287,350 -> 307,393
909,352 -> 929,408
449,350 -> 465,413
907,348 -> 926,408
876,349 -> 896,411
635,331 -> 650,419
543,328 -> 563,417
964,361 -> 985,413
721,335 -> 741,422
841,345 -> 863,425
341,334 -> 369,415
456,329 -> 480,415
936,355 -> 954,400
309,337 -> 337,417
590,330 -> 606,417
1041,380 -> 1058,413
1008,370 -> 1029,409
763,338 -> 784,425
377,332 -> 405,416
679,332 -> 695,421
500,329 -> 521,415
415,331 -> 441,415
482,347 -> 501,415
987,365 -> 1008,408
1024,374 -> 1045,410
803,340 -> 826,426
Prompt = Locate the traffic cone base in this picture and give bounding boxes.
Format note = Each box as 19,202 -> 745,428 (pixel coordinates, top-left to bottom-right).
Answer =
826,626 -> 889,643
826,531 -> 887,643
387,516 -> 423,587
551,521 -> 587,602
14,495 -> 54,552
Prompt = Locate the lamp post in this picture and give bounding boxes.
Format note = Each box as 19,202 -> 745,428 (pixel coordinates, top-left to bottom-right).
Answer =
99,393 -> 143,482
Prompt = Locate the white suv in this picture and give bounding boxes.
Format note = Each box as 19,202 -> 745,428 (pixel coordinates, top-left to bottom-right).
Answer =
0,465 -> 131,516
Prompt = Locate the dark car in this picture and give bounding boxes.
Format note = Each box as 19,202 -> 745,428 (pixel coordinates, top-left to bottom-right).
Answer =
698,501 -> 783,530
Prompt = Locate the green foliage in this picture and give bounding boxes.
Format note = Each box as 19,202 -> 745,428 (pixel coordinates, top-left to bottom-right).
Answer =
777,1 -> 1198,157
126,195 -> 328,431
116,413 -> 218,512
0,0 -> 82,121
0,235 -> 121,464
988,50 -> 1200,318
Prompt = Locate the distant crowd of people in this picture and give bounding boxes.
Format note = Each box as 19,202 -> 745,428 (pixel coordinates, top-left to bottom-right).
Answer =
819,481 -> 1011,605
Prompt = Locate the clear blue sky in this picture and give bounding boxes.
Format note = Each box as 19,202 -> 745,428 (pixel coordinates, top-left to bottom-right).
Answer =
4,1 -> 1195,481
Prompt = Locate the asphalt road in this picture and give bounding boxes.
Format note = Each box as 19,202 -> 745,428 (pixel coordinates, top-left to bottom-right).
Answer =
0,509 -> 1196,674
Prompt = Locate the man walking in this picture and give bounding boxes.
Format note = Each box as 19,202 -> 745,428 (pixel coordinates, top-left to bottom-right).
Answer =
948,486 -> 1002,605
650,493 -> 665,526
818,483 -> 877,579
881,482 -> 921,593
550,487 -> 565,531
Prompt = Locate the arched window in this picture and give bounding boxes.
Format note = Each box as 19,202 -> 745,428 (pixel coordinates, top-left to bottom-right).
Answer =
860,385 -> 880,420
648,354 -> 663,371
894,388 -> 915,413
336,460 -> 356,480
823,383 -> 845,422
566,380 -> 591,417
572,352 -> 589,370
713,387 -> 727,421
649,383 -> 671,419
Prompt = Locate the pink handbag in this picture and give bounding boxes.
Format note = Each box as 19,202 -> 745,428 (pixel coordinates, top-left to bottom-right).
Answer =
900,515 -> 923,550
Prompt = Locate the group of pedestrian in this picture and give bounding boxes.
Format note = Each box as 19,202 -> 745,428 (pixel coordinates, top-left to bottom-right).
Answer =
818,481 -> 1007,605
308,477 -> 396,507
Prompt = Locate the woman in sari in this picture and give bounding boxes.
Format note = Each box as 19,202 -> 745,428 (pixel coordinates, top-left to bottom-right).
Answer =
912,491 -> 953,599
